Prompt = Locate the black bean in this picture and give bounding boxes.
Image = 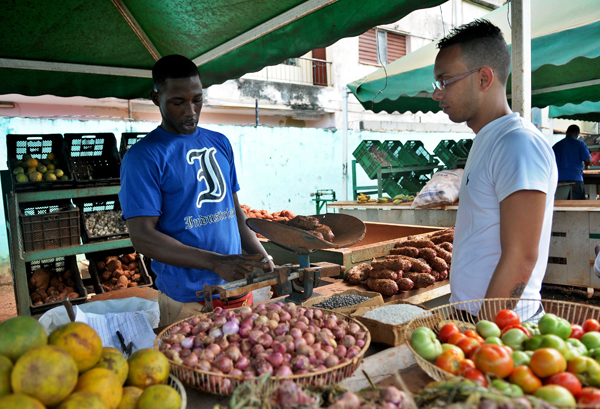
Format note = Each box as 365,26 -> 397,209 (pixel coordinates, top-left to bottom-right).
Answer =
312,294 -> 371,309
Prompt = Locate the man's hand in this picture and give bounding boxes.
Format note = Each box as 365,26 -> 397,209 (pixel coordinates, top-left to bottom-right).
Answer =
212,253 -> 270,282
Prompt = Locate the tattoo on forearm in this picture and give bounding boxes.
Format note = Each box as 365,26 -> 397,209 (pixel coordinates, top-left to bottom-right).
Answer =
505,282 -> 526,309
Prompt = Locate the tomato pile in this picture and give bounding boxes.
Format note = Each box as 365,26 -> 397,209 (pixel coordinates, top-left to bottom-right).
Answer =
410,311 -> 600,407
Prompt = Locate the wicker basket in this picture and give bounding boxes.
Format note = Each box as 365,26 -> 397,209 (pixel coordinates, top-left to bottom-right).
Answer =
168,374 -> 188,409
402,298 -> 600,408
155,308 -> 371,396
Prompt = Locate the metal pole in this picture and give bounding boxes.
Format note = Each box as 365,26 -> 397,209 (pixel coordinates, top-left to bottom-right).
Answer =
255,99 -> 259,126
510,0 -> 532,121
342,88 -> 349,201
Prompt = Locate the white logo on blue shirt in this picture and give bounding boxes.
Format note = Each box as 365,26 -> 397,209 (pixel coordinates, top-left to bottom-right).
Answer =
186,147 -> 227,208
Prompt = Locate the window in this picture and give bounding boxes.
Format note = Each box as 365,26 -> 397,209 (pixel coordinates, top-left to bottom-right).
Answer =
359,28 -> 407,66
282,58 -> 300,66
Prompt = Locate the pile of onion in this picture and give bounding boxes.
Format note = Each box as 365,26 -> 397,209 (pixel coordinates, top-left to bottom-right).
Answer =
159,302 -> 368,385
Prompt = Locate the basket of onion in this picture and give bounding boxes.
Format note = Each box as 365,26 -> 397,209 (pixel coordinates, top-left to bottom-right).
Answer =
154,301 -> 371,395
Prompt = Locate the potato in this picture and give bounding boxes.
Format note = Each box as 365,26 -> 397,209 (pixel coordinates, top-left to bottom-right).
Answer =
106,259 -> 122,272
30,268 -> 51,291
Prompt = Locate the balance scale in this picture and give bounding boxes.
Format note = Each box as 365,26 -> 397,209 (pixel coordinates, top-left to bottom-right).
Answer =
199,213 -> 366,311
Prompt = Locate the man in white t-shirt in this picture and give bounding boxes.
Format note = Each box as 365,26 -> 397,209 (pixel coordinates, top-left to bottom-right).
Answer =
432,20 -> 558,318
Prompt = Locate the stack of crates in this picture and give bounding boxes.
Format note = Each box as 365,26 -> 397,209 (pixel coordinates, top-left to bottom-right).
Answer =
352,140 -> 401,179
403,141 -> 439,166
397,171 -> 430,194
381,177 -> 410,198
434,140 -> 463,169
382,140 -> 418,167
454,138 -> 473,158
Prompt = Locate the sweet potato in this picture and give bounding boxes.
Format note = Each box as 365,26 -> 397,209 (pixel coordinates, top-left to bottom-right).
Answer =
365,278 -> 399,296
439,242 -> 453,252
128,262 -> 138,270
30,268 -> 51,291
106,259 -> 122,272
389,247 -> 420,258
31,291 -> 43,303
419,248 -> 449,272
307,230 -> 324,240
314,225 -> 335,242
431,232 -> 454,244
433,245 -> 452,263
395,239 -> 435,249
371,258 -> 411,272
117,276 -> 129,286
63,270 -> 73,280
429,270 -> 440,282
345,264 -> 371,284
101,271 -> 112,281
49,277 -> 60,289
128,282 -> 139,288
131,273 -> 141,281
404,273 -> 436,289
122,253 -> 137,264
438,270 -> 449,281
430,228 -> 455,238
396,278 -> 415,292
96,261 -> 106,271
66,292 -> 80,299
390,256 -> 431,274
369,269 -> 399,280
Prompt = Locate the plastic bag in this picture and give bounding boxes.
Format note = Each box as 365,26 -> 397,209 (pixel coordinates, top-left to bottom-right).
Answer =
411,169 -> 464,209
38,296 -> 159,335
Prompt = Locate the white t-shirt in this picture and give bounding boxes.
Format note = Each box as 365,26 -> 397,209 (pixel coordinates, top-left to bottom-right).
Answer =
449,113 -> 558,316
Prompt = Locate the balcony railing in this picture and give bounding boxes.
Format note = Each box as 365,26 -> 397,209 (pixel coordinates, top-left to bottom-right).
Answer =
243,57 -> 332,87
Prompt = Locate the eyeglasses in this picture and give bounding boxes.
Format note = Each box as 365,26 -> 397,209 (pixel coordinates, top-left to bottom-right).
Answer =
432,68 -> 482,91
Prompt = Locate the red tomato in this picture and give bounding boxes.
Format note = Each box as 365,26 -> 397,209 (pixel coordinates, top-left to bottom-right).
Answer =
457,359 -> 476,376
509,365 -> 543,394
582,319 -> 600,333
448,332 -> 467,345
464,330 -> 485,344
462,368 -> 487,387
570,324 -> 585,340
500,324 -> 531,338
494,309 -> 520,330
472,344 -> 514,379
456,337 -> 481,358
577,387 -> 600,405
435,349 -> 463,375
439,323 -> 460,343
545,372 -> 582,397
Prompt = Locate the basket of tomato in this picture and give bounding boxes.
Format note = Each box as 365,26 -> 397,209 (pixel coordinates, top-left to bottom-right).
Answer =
403,298 -> 600,408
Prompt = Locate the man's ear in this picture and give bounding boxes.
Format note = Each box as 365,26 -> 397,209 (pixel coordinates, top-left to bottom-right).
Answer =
479,67 -> 494,92
150,90 -> 160,107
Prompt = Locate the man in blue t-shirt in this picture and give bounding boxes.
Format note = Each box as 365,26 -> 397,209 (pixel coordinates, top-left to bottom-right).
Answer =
119,55 -> 274,325
552,125 -> 591,200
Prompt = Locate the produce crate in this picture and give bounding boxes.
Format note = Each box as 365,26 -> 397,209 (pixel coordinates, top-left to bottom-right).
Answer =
434,140 -> 463,169
6,133 -> 75,192
301,289 -> 384,315
382,140 -> 415,167
87,248 -> 152,294
352,140 -> 402,180
403,140 -> 438,166
27,255 -> 87,315
453,138 -> 473,158
381,177 -> 410,198
73,195 -> 128,243
397,172 -> 430,194
20,201 -> 80,252
64,133 -> 121,186
119,132 -> 148,158
351,299 -> 430,346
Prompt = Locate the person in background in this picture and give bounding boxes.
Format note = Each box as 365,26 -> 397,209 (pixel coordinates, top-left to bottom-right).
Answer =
552,124 -> 592,200
431,19 -> 558,319
119,54 -> 274,325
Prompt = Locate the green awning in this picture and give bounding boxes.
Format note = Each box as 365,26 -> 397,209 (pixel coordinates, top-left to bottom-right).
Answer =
0,0 -> 446,100
549,101 -> 600,122
348,0 -> 600,114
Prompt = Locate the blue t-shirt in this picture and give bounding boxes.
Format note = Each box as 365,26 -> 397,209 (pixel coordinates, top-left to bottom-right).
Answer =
552,137 -> 591,182
119,126 -> 242,302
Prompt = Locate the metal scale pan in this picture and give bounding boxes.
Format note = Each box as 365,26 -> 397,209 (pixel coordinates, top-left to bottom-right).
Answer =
246,213 -> 366,255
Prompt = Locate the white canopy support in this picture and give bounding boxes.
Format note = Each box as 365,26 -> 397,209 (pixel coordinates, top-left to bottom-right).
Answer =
111,0 -> 162,61
0,58 -> 152,78
510,0 -> 532,120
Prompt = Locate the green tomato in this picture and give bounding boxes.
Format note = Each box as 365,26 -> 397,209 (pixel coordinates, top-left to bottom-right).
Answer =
476,320 -> 501,339
566,356 -> 600,387
441,343 -> 465,359
524,335 -> 543,351
490,379 -> 524,397
522,322 -> 541,336
484,336 -> 504,346
564,338 -> 588,361
524,350 -> 534,358
501,328 -> 528,351
410,327 -> 442,361
539,334 -> 568,356
538,313 -> 572,340
582,331 -> 600,350
533,385 -> 576,406
511,350 -> 531,367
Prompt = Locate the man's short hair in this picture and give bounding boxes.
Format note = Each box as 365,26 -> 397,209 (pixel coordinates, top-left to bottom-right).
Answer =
152,54 -> 201,92
437,19 -> 511,87
566,125 -> 580,138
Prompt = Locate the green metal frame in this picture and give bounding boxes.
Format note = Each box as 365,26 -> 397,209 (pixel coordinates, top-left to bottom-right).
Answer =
1,174 -> 132,316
